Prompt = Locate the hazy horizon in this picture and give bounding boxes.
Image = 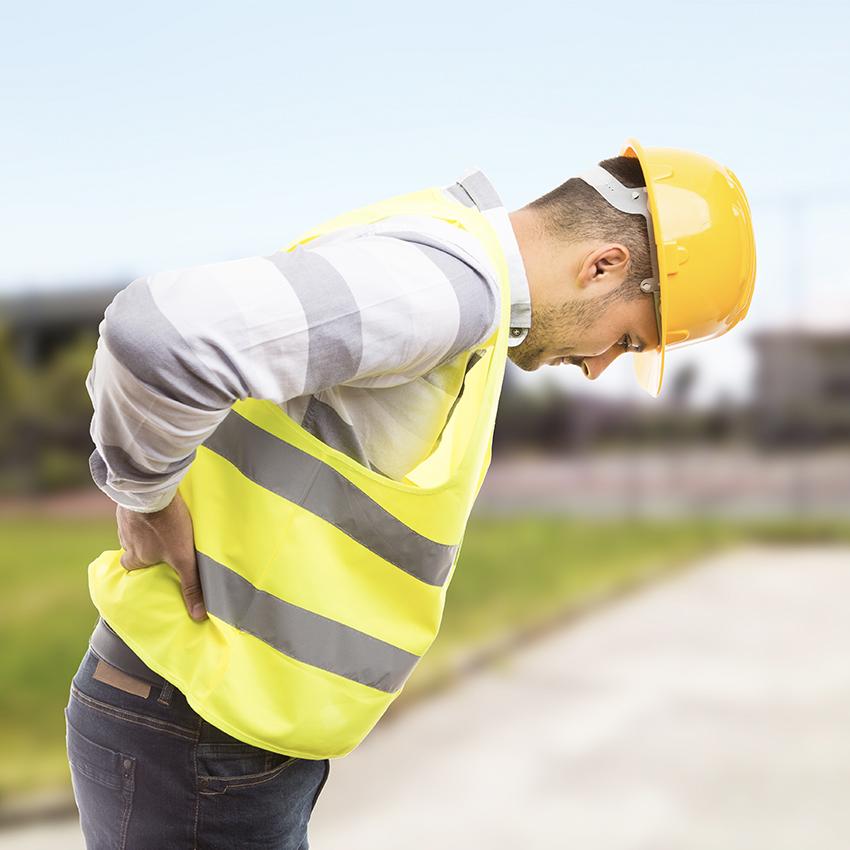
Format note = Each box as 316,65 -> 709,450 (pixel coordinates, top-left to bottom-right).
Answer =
3,0 -> 849,404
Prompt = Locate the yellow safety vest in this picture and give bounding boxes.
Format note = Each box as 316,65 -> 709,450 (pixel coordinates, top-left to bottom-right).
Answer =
87,182 -> 511,759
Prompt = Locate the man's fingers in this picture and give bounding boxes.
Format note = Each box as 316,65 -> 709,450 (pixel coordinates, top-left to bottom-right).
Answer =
119,550 -> 206,620
115,492 -> 206,621
120,551 -> 149,571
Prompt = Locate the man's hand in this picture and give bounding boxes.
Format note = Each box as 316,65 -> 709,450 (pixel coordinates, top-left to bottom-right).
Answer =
116,490 -> 207,622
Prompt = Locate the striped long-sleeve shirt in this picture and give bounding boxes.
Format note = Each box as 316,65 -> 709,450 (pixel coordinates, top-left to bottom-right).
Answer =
86,169 -> 532,513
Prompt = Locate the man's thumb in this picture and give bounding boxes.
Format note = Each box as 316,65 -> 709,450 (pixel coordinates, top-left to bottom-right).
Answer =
177,556 -> 207,622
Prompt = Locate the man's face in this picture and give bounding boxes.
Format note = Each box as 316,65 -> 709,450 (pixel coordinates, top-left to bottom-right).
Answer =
507,288 -> 660,379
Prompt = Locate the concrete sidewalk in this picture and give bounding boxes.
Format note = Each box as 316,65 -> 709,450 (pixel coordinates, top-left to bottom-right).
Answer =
309,544 -> 850,849
4,545 -> 849,849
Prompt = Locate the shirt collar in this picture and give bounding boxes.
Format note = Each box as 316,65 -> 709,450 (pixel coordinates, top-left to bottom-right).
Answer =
444,168 -> 532,348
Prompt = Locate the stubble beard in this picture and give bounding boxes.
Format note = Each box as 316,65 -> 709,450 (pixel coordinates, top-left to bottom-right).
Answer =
507,298 -> 598,372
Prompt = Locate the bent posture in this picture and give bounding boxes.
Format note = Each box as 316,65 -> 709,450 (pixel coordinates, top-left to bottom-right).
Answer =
65,140 -> 755,849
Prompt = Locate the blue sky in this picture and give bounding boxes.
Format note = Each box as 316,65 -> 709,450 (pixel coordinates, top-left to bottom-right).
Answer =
2,0 -> 848,402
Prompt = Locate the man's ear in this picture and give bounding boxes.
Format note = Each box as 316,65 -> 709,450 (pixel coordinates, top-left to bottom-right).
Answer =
577,244 -> 630,290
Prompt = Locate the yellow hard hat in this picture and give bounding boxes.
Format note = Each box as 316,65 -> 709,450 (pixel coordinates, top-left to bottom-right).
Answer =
584,140 -> 757,397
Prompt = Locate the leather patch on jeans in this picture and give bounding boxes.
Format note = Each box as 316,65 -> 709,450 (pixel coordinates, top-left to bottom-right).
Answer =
93,658 -> 152,698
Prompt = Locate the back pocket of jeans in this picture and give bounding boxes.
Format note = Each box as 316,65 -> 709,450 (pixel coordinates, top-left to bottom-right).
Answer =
65,708 -> 135,849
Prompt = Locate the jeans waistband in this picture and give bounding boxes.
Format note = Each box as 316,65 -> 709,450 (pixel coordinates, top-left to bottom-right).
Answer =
89,616 -> 170,688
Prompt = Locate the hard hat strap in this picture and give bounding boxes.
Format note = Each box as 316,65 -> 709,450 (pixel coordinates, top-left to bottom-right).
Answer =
578,165 -> 662,341
578,165 -> 651,217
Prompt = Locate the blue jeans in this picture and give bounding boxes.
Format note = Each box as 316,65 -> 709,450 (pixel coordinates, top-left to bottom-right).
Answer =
64,645 -> 331,850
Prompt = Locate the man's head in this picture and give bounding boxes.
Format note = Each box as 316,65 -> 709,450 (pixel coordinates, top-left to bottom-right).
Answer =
507,156 -> 660,379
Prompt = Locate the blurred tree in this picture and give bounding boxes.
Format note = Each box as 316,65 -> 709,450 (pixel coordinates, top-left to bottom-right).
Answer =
0,324 -> 96,496
0,322 -> 28,487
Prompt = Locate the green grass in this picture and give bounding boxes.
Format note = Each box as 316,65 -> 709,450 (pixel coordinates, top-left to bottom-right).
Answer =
403,517 -> 742,703
1,514 -> 849,799
0,517 -> 118,800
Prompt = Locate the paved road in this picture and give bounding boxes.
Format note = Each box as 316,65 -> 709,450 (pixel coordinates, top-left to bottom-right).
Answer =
309,544 -> 850,849
5,545 -> 850,849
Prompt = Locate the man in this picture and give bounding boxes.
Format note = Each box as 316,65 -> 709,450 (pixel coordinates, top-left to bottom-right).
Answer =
65,140 -> 755,849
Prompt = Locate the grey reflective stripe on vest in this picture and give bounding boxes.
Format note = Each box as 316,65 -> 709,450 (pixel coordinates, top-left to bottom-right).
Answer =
198,552 -> 419,693
203,410 -> 458,587
457,171 -> 502,211
445,183 -> 476,208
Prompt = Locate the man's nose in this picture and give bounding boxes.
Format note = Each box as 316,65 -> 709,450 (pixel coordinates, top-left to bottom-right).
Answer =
581,346 -> 624,380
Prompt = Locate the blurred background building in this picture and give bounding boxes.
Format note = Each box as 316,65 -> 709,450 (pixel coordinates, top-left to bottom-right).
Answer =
0,284 -> 118,367
753,329 -> 850,445
3,278 -> 850,510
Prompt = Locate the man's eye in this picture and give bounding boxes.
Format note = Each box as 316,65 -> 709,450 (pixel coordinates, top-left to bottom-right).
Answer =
619,336 -> 632,350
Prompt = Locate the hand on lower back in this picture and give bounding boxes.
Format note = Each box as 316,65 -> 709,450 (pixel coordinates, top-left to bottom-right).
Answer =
116,490 -> 207,622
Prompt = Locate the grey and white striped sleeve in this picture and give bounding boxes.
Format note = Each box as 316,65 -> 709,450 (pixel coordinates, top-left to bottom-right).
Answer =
87,228 -> 499,512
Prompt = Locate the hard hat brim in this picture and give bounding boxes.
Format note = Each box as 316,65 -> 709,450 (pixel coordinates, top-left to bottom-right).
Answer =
621,137 -> 669,398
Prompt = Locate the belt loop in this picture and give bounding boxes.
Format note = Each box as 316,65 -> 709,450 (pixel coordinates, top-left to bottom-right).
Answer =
157,681 -> 175,706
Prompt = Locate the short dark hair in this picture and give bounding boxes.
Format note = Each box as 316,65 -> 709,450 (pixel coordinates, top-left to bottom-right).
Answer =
525,155 -> 652,302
